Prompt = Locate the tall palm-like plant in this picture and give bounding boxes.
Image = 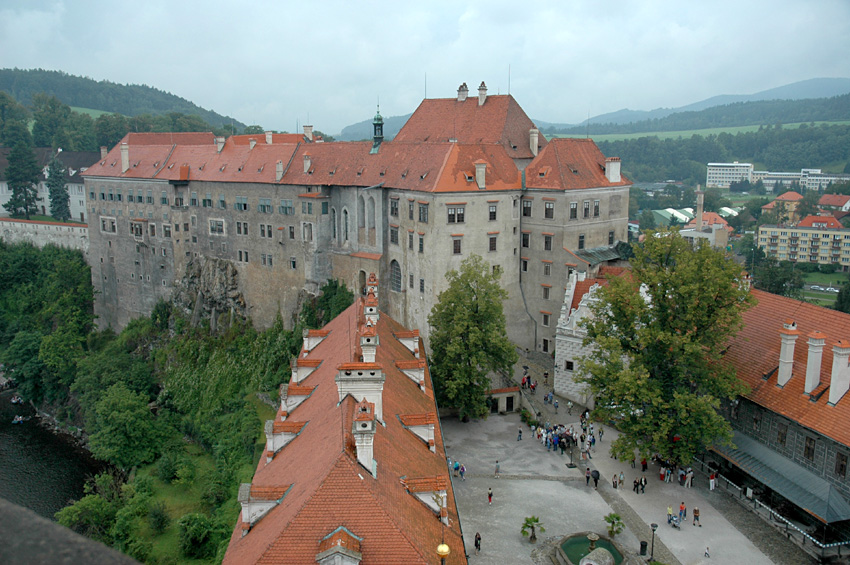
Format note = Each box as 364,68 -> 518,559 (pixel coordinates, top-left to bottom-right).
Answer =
521,516 -> 545,543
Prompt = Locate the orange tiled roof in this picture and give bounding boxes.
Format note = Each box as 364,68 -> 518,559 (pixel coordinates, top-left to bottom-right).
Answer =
223,298 -> 464,564
307,329 -> 331,337
249,485 -> 291,500
286,384 -> 315,396
819,194 -> 850,208
487,387 -> 520,395
296,358 -> 322,367
797,215 -> 843,229
396,359 -> 426,369
724,289 -> 850,448
525,138 -> 630,190
399,413 -> 437,426
271,421 -> 305,434
402,476 -> 448,492
775,191 -> 804,201
317,527 -> 362,555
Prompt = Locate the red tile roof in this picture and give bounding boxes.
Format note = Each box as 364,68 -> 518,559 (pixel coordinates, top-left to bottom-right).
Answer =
223,297 -> 465,564
819,194 -> 850,208
394,94 -> 546,160
724,289 -> 850,448
399,413 -> 437,426
775,191 -> 804,202
486,387 -> 520,395
525,138 -> 630,190
797,215 -> 843,229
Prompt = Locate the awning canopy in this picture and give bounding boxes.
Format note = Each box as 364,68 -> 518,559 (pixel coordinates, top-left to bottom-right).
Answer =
712,431 -> 850,524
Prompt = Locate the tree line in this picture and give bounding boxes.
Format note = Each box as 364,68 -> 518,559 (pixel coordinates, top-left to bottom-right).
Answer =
0,239 -> 354,561
598,123 -> 850,183
548,93 -> 850,135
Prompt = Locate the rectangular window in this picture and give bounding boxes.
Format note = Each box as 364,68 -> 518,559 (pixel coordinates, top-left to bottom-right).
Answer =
544,201 -> 554,219
542,338 -> 550,353
289,226 -> 295,240
235,196 -> 249,211
218,195 -> 226,209
147,190 -> 153,204
149,223 -> 156,237
777,423 -> 788,446
209,219 -> 224,235
836,453 -> 848,479
544,235 -> 552,251
408,232 -> 414,249
543,263 -> 551,276
804,437 -> 816,461
290,257 -> 297,269
542,286 -> 550,300
419,235 -> 424,253
542,313 -> 550,327
259,198 -> 272,213
583,201 -> 590,218
409,274 -> 414,289
453,238 -> 462,254
163,224 -> 172,238
447,206 -> 465,223
203,193 -> 212,208
608,231 -> 615,245
522,200 -> 532,217
408,201 -> 414,220
108,189 -> 114,201
594,200 -> 600,217
521,259 -> 528,272
390,226 -> 399,244
489,236 -> 497,252
522,233 -> 530,248
161,191 -> 168,205
190,192 -> 198,206
418,203 -> 429,223
116,190 -> 122,202
279,199 -> 294,215
390,199 -> 399,217
565,360 -> 574,371
578,234 -> 585,250
489,205 -> 497,220
420,278 -> 425,293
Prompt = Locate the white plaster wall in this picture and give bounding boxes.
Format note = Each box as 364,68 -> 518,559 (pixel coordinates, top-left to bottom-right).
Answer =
0,219 -> 88,253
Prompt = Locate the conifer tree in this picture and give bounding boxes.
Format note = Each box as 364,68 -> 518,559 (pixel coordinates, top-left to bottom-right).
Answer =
46,153 -> 70,221
5,134 -> 40,219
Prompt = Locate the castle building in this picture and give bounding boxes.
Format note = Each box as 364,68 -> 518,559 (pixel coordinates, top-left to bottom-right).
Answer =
222,274 -> 466,564
82,84 -> 631,351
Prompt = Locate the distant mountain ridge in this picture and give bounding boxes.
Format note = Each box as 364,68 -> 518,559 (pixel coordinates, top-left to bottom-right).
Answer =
0,68 -> 245,129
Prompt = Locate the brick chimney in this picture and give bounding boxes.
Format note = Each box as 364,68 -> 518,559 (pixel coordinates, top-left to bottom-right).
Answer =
215,136 -> 225,152
303,125 -> 313,142
120,142 -> 129,173
830,340 -> 850,405
352,399 -> 376,472
265,131 -> 273,144
337,363 -> 385,421
605,157 -> 621,183
529,128 -> 539,157
100,146 -> 108,160
457,82 -> 469,102
805,332 -> 826,394
474,160 -> 486,190
478,81 -> 487,106
360,322 -> 378,363
275,160 -> 283,182
696,186 -> 705,231
777,320 -> 800,387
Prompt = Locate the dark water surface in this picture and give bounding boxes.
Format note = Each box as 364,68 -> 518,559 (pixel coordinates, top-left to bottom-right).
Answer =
0,390 -> 103,519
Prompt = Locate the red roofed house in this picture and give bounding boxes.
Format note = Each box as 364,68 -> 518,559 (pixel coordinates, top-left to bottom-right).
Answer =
82,83 -> 631,355
818,194 -> 850,212
223,274 -> 466,564
760,191 -> 804,222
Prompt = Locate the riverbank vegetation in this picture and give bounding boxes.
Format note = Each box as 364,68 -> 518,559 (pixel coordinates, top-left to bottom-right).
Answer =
0,240 -> 354,563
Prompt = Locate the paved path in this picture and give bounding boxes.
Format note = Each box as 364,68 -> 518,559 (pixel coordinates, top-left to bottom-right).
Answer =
439,357 -> 812,564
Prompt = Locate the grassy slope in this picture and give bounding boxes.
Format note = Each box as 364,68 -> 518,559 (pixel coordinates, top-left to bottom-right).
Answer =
70,106 -> 115,119
552,120 -> 850,142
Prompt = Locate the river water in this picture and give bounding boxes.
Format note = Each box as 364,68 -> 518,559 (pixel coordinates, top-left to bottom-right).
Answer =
0,389 -> 103,519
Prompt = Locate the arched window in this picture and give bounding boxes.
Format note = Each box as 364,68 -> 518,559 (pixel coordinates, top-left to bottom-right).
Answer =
390,260 -> 401,292
343,209 -> 349,241
331,208 -> 337,240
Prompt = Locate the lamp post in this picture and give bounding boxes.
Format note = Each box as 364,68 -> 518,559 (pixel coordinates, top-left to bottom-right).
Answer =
436,542 -> 450,565
649,523 -> 658,562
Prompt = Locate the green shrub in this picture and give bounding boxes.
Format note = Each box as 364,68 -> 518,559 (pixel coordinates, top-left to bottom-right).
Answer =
156,452 -> 178,483
148,501 -> 170,534
178,513 -> 215,559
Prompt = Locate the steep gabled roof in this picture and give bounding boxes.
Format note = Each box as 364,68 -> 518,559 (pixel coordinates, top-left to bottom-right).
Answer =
223,298 -> 464,564
775,191 -> 804,202
818,194 -> 850,208
524,138 -> 630,190
797,215 -> 843,229
394,93 -> 546,160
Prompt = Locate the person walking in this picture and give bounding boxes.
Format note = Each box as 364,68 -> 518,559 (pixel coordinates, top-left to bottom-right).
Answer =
494,460 -> 500,478
612,474 -> 618,489
693,506 -> 701,527
517,427 -> 522,441
709,471 -> 716,491
554,399 -> 559,413
454,461 -> 460,477
705,547 -> 710,558
640,475 -> 647,494
679,501 -> 686,520
641,457 -> 648,472
567,400 -> 573,415
667,505 -> 673,524
619,471 -> 624,486
460,464 -> 466,481
474,532 -> 482,554
633,478 -> 639,493
586,467 -> 591,486
488,488 -> 493,505
598,426 -> 603,442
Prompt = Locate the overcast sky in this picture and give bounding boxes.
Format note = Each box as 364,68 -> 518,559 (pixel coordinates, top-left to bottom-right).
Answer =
1,0 -> 848,134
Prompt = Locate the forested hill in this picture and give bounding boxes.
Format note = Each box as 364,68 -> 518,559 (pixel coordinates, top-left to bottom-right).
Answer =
0,68 -> 245,129
547,94 -> 850,136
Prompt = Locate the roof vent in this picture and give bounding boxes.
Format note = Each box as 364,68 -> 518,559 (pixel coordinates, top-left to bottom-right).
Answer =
478,81 -> 487,106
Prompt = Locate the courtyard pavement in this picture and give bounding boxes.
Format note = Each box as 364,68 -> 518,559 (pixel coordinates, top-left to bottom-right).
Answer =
440,361 -> 814,564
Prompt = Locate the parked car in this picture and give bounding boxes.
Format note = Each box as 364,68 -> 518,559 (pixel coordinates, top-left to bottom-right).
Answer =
827,287 -> 840,293
811,285 -> 825,291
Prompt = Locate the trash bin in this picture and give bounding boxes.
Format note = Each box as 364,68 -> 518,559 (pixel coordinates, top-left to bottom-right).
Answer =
640,541 -> 648,556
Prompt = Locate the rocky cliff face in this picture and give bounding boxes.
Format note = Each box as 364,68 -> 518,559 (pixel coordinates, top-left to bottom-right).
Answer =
172,257 -> 247,326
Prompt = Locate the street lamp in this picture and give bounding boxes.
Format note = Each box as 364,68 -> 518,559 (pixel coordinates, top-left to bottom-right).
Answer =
436,542 -> 450,564
649,523 -> 658,562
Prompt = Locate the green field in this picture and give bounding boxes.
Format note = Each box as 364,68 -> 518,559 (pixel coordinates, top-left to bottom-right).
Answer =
552,120 -> 850,143
70,106 -> 115,118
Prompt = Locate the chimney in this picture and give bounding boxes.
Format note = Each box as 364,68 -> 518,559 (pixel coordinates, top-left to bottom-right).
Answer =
360,324 -> 378,363
805,332 -> 826,394
265,131 -> 273,144
100,146 -> 108,160
303,125 -> 313,142
830,340 -> 850,405
249,138 -> 256,150
352,399 -> 376,472
275,160 -> 283,182
215,136 -> 225,152
303,153 -> 311,174
474,160 -> 486,190
457,82 -> 469,102
120,142 -> 129,173
336,363 -> 385,421
529,129 -> 539,157
478,81 -> 487,106
777,320 -> 800,387
604,157 -> 621,183
696,185 -> 705,231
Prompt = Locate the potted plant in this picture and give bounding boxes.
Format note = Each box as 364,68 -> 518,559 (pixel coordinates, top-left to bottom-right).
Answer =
604,513 -> 624,537
521,516 -> 545,543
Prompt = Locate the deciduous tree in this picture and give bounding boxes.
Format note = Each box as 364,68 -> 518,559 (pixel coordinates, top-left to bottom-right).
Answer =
89,382 -> 164,469
428,254 -> 518,420
579,230 -> 752,465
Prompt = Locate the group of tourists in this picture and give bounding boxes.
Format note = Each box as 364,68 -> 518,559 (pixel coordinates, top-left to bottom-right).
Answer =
520,374 -> 538,394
